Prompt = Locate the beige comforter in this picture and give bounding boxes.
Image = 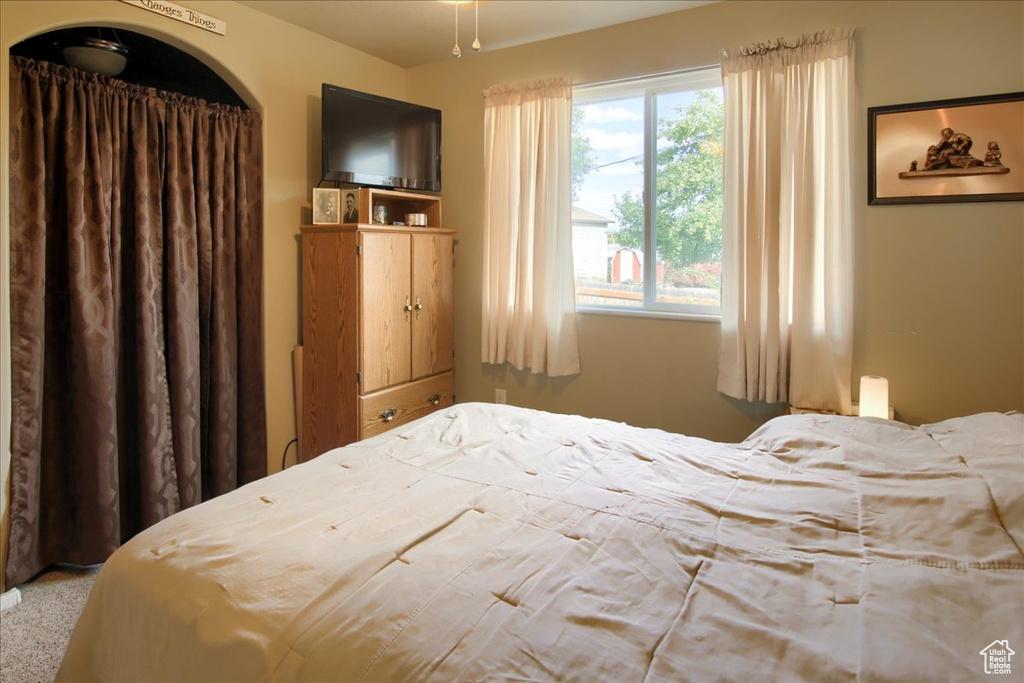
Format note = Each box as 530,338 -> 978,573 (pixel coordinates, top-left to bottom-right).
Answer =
58,404 -> 1024,681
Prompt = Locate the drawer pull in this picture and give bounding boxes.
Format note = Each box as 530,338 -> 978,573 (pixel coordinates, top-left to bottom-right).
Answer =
380,408 -> 397,422
427,393 -> 441,406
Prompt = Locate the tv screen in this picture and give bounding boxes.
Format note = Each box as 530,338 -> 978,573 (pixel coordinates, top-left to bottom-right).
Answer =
321,84 -> 441,192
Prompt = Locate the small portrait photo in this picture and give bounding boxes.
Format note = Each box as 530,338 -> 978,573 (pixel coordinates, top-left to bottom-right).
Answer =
313,188 -> 341,225
342,190 -> 360,223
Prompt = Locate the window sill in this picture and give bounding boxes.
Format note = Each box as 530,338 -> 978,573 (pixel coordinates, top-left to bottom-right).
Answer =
576,305 -> 721,324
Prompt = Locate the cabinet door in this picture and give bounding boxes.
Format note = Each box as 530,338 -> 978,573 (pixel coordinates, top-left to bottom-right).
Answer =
360,232 -> 411,393
411,234 -> 454,380
302,231 -> 359,460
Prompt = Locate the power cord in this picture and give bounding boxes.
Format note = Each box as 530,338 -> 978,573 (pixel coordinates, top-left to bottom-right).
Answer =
281,438 -> 298,471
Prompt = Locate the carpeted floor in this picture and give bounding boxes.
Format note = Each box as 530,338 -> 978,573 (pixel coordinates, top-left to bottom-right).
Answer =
0,565 -> 100,683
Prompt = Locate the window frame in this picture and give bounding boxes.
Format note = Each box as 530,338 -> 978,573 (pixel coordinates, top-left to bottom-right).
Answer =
572,66 -> 724,320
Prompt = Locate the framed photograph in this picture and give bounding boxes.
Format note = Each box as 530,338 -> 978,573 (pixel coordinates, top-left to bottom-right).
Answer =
312,188 -> 340,225
868,92 -> 1024,205
341,190 -> 360,223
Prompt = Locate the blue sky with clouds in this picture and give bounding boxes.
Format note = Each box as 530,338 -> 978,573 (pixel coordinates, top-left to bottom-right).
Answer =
575,97 -> 644,226
574,89 -> 704,228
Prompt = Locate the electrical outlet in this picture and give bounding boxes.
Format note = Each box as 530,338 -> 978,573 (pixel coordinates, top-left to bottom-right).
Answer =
495,388 -> 506,404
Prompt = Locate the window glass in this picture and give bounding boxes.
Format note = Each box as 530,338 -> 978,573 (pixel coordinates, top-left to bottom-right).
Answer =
572,68 -> 723,316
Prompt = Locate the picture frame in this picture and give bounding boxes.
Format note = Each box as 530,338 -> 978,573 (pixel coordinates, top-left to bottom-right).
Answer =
868,91 -> 1024,205
341,190 -> 360,223
312,187 -> 340,224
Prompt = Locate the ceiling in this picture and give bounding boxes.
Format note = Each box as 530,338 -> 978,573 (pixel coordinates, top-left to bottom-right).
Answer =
236,1 -> 718,69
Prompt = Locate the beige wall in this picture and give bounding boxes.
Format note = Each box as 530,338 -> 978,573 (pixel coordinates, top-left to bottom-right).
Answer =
406,0 -> 1024,439
0,0 -> 407,591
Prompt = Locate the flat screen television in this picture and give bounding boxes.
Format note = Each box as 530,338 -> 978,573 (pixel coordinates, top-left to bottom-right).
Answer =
321,84 -> 441,192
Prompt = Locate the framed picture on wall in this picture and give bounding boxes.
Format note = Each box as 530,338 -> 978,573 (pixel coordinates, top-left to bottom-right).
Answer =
868,91 -> 1024,205
312,188 -> 340,224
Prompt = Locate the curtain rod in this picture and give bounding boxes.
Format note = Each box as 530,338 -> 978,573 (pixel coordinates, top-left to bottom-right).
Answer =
739,38 -> 799,56
732,28 -> 856,58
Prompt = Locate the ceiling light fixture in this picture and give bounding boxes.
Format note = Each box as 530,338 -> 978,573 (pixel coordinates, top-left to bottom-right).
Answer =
62,28 -> 129,76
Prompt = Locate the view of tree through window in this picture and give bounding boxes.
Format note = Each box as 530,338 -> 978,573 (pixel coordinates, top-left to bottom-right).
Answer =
571,69 -> 724,315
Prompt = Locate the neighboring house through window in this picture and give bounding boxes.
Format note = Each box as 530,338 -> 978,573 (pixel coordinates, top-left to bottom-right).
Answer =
571,67 -> 723,317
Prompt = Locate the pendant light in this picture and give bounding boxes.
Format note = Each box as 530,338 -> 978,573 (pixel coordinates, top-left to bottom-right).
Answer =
62,28 -> 129,76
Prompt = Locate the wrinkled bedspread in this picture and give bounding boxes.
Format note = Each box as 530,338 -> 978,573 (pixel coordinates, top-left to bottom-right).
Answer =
58,404 -> 1024,681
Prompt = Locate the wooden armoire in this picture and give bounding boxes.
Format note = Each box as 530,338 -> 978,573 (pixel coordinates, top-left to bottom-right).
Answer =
300,189 -> 455,461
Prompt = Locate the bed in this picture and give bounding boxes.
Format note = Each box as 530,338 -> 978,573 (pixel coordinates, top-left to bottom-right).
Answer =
57,403 -> 1024,681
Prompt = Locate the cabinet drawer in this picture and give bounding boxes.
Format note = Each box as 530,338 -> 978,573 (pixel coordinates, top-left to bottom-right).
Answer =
358,372 -> 454,439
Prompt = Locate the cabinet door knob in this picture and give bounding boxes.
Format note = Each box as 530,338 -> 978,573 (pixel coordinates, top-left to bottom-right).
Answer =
380,408 -> 397,422
415,295 -> 424,311
427,394 -> 441,405
404,296 -> 413,319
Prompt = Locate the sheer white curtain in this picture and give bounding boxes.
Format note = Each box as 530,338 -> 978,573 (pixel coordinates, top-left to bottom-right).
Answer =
717,30 -> 855,413
482,78 -> 580,377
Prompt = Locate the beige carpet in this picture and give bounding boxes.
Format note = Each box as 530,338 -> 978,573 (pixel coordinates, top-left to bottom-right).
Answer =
0,565 -> 100,683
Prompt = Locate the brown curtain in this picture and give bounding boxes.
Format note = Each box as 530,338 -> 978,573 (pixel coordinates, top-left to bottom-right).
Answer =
6,56 -> 266,587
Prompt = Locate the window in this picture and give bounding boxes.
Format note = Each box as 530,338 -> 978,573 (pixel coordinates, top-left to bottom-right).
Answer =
571,67 -> 723,317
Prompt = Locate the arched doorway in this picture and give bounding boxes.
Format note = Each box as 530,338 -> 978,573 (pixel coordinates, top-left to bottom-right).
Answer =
10,26 -> 248,108
6,24 -> 267,588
